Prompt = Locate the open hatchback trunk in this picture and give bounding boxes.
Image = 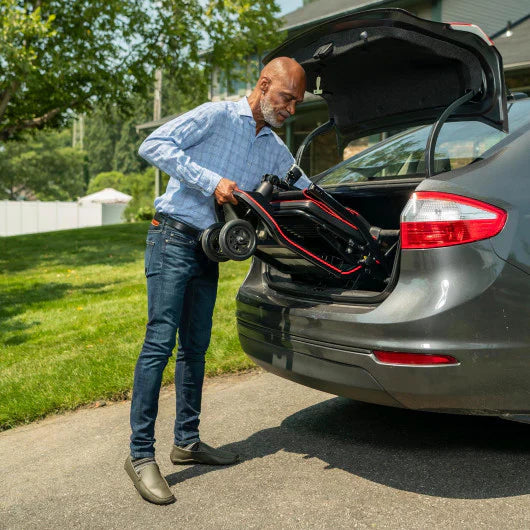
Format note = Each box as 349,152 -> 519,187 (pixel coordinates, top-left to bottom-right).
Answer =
226,9 -> 508,300
266,8 -> 507,136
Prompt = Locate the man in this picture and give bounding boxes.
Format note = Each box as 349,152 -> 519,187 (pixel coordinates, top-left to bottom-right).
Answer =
125,57 -> 310,505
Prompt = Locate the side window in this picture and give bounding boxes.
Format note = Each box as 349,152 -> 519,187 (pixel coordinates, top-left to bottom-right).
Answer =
435,100 -> 530,169
435,122 -> 505,170
318,127 -> 430,185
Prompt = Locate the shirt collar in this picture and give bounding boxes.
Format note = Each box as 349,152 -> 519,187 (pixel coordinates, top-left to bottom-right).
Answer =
237,97 -> 272,137
237,97 -> 253,118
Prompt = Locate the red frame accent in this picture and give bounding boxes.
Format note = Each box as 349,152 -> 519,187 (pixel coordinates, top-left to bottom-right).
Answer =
271,195 -> 359,231
238,190 -> 363,276
302,190 -> 359,231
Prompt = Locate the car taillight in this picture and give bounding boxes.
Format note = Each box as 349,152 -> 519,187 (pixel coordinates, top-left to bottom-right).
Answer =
373,350 -> 459,366
400,192 -> 507,249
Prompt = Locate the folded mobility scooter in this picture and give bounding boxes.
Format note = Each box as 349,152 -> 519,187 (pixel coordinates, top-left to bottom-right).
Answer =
200,165 -> 399,284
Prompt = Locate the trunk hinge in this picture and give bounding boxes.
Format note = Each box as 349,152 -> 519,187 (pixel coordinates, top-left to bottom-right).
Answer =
425,89 -> 476,178
295,118 -> 335,167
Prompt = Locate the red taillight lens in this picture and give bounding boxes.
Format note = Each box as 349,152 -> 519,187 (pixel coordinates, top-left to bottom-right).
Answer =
374,350 -> 459,366
401,192 -> 507,249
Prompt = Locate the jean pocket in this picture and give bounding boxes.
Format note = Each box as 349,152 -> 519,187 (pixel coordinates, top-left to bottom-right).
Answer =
165,230 -> 197,247
144,239 -> 161,277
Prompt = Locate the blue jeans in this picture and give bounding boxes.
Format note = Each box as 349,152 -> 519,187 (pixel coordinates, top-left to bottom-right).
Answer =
129,220 -> 219,458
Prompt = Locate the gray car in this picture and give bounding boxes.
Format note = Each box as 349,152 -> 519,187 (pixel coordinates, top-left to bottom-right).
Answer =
236,9 -> 530,423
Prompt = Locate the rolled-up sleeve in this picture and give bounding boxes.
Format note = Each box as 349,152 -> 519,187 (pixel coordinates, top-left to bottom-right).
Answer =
138,103 -> 223,196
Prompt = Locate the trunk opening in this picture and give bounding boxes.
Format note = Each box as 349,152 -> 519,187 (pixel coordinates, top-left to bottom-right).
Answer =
262,182 -> 417,302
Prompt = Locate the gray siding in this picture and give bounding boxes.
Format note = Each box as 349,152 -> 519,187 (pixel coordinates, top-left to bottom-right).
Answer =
494,17 -> 530,66
408,1 -> 433,20
442,0 -> 529,36
283,0 -> 386,30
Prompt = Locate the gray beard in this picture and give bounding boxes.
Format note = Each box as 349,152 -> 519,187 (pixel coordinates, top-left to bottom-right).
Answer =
260,96 -> 283,128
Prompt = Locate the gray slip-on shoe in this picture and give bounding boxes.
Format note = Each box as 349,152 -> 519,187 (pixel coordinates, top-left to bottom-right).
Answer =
124,456 -> 175,505
170,441 -> 239,465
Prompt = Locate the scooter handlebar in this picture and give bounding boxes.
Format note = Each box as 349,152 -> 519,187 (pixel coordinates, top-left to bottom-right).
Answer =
284,164 -> 303,187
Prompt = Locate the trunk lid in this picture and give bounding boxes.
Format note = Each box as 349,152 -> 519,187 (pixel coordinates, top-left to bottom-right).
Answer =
265,8 -> 508,137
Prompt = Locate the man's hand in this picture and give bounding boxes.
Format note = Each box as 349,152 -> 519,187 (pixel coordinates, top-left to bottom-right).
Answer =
214,177 -> 239,205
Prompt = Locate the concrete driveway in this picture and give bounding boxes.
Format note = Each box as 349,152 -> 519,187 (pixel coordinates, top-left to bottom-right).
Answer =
1,370 -> 529,529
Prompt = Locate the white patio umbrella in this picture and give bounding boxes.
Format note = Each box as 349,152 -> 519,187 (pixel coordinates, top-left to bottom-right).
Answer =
78,188 -> 132,205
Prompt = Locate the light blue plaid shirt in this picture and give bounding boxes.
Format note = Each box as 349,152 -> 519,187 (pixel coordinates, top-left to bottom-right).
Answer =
138,97 -> 311,229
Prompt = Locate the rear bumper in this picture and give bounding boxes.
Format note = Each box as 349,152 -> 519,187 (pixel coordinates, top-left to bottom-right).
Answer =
237,319 -> 529,415
239,323 -> 403,408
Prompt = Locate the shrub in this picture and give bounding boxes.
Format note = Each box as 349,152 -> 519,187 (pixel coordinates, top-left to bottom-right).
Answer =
123,167 -> 156,221
134,205 -> 156,221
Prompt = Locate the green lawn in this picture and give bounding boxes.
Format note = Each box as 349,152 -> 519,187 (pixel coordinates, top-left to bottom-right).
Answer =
0,223 -> 254,430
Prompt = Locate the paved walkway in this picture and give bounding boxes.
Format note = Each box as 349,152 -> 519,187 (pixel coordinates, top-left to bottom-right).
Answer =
1,371 -> 529,529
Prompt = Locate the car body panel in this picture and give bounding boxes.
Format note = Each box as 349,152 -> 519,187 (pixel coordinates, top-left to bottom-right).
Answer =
238,240 -> 528,350
265,8 -> 508,136
418,125 -> 530,274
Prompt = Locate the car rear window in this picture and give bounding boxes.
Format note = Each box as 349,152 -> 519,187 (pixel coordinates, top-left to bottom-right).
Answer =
316,99 -> 530,186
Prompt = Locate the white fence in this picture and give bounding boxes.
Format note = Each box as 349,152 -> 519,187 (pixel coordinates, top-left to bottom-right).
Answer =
0,201 -> 128,237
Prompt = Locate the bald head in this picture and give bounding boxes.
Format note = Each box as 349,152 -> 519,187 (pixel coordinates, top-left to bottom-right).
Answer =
247,57 -> 306,132
261,57 -> 306,88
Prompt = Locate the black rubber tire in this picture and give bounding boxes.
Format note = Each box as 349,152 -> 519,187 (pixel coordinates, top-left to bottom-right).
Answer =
201,223 -> 229,262
218,219 -> 257,261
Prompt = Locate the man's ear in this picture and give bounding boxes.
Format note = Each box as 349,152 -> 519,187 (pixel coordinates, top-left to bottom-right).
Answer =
259,76 -> 271,94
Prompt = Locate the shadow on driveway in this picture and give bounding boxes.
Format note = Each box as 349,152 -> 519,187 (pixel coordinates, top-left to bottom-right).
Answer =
166,398 -> 530,499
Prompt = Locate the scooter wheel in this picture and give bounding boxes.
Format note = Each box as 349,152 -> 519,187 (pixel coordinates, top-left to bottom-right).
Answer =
201,223 -> 229,262
219,219 -> 257,261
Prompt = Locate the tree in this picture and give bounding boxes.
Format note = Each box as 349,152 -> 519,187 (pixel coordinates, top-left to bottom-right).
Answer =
83,107 -> 123,178
83,64 -> 214,181
86,171 -> 129,195
0,0 -> 284,142
112,67 -> 213,176
0,129 -> 85,200
203,0 -> 284,82
113,119 -> 146,175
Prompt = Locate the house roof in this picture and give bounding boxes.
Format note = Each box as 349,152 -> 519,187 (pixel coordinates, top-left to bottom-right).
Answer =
135,113 -> 181,132
282,0 -> 390,31
492,15 -> 530,68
